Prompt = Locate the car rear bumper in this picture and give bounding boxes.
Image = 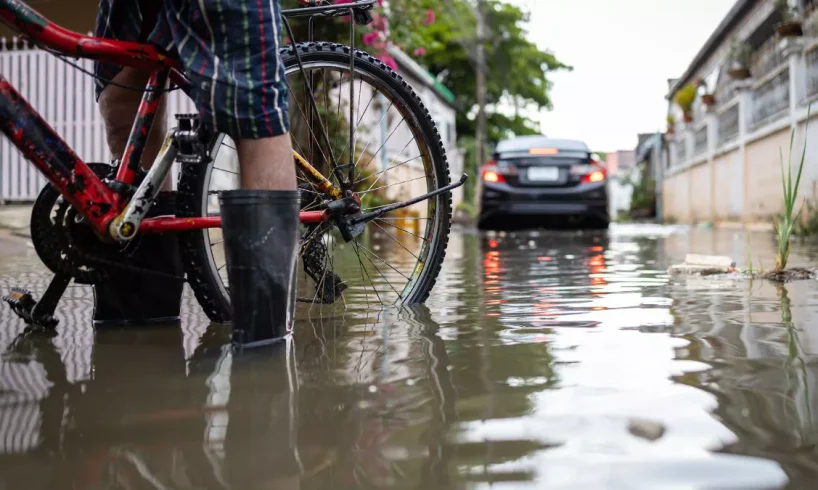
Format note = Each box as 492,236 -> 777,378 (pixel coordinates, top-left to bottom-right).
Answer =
479,200 -> 609,221
478,181 -> 609,222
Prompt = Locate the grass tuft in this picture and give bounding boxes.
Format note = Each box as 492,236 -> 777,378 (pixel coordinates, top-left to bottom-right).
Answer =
774,103 -> 811,270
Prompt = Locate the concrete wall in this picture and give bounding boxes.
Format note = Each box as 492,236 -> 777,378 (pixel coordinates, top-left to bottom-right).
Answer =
690,162 -> 712,223
745,127 -> 791,221
663,171 -> 691,222
664,113 -> 818,224
713,149 -> 743,221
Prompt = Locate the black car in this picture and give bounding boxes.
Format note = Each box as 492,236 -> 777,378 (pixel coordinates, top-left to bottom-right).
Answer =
477,136 -> 610,230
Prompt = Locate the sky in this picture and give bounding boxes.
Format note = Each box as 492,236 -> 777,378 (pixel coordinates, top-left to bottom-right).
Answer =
505,0 -> 737,152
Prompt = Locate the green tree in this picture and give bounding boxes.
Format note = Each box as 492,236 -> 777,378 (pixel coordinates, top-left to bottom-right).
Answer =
384,0 -> 571,143
284,0 -> 570,145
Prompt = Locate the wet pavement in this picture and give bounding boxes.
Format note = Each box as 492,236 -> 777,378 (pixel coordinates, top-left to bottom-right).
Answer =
2,223 -> 818,488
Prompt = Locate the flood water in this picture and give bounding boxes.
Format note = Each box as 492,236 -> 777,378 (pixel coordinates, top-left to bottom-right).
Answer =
2,223 -> 818,489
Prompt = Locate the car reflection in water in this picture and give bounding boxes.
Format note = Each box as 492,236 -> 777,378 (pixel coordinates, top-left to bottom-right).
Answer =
481,231 -> 609,329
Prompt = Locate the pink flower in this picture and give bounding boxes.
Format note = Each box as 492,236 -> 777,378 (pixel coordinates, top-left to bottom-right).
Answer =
422,9 -> 436,25
371,13 -> 386,30
362,32 -> 380,46
413,47 -> 426,57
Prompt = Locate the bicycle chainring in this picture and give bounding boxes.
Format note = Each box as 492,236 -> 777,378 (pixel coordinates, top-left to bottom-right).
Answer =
29,163 -> 182,284
30,163 -> 116,285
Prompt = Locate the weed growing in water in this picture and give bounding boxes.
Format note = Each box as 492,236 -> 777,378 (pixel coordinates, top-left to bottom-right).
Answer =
774,104 -> 811,270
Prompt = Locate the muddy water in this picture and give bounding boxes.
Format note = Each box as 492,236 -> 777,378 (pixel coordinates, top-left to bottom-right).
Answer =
2,224 -> 818,488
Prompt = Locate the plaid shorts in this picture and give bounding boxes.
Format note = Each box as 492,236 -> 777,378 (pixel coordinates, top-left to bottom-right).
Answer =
94,0 -> 290,140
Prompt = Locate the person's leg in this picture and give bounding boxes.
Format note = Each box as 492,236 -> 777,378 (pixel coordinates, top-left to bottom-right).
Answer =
236,135 -> 296,190
91,0 -> 184,326
164,0 -> 299,343
98,68 -> 170,189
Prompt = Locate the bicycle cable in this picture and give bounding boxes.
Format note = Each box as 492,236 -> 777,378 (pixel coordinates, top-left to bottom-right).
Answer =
42,46 -> 183,94
21,34 -> 183,94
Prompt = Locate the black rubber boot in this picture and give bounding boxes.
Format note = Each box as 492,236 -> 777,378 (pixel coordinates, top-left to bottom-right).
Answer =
92,191 -> 185,326
219,190 -> 300,348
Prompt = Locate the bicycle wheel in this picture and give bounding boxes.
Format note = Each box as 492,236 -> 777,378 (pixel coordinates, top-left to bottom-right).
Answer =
177,42 -> 453,323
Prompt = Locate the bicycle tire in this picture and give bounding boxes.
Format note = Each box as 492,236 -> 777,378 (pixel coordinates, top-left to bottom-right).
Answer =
177,42 -> 453,323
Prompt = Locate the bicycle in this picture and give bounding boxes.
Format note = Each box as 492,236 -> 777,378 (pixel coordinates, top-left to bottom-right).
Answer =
0,0 -> 466,328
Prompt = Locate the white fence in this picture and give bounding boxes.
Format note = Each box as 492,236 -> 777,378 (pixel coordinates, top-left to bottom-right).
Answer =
0,39 -> 197,202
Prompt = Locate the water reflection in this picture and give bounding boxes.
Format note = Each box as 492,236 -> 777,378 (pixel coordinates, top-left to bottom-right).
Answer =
0,305 -> 462,489
4,224 -> 818,488
673,278 -> 818,487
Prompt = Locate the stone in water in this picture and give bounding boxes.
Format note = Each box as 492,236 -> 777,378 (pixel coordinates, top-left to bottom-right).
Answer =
684,254 -> 735,268
628,418 -> 666,442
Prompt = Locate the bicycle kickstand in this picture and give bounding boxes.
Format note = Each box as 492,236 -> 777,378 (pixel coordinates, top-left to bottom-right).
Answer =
3,272 -> 72,330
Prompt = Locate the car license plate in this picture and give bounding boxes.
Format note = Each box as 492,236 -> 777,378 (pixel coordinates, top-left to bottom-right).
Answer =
528,166 -> 559,182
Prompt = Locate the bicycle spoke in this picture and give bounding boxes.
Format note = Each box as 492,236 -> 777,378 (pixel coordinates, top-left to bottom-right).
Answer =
356,242 -> 403,299
356,155 -> 422,185
288,85 -> 332,170
352,241 -> 383,305
363,139 -> 418,194
355,118 -> 405,170
337,87 -> 381,164
375,219 -> 429,242
357,242 -> 411,281
372,221 -> 421,262
358,174 -> 430,196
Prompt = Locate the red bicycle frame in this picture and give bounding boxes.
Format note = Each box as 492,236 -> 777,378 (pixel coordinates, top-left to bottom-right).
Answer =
0,0 -> 329,240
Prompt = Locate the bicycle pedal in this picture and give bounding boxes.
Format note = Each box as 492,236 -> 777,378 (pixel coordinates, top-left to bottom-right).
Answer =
3,288 -> 36,312
2,288 -> 59,329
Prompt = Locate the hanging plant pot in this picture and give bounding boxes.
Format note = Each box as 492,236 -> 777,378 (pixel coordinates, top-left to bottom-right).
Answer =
728,64 -> 751,80
683,111 -> 694,123
701,93 -> 715,106
776,20 -> 803,37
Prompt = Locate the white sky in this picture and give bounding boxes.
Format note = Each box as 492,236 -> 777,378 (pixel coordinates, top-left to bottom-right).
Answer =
505,0 -> 737,152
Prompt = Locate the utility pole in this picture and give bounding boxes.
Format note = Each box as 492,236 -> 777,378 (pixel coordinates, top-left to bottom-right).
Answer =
475,0 -> 488,169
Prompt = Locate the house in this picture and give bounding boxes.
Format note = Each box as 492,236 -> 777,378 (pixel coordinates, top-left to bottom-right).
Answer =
606,135 -> 665,220
605,150 -> 636,178
663,0 -> 818,225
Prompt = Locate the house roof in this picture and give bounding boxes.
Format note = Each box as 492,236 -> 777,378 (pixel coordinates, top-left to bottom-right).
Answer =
386,44 -> 459,109
667,0 -> 759,99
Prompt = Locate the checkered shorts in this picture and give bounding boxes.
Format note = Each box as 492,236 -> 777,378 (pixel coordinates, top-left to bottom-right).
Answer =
94,0 -> 290,140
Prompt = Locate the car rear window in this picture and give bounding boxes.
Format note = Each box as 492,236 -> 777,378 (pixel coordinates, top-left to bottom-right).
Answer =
499,156 -> 588,166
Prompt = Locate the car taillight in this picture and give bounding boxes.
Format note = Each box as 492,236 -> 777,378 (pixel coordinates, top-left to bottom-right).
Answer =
481,160 -> 506,183
580,164 -> 606,184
